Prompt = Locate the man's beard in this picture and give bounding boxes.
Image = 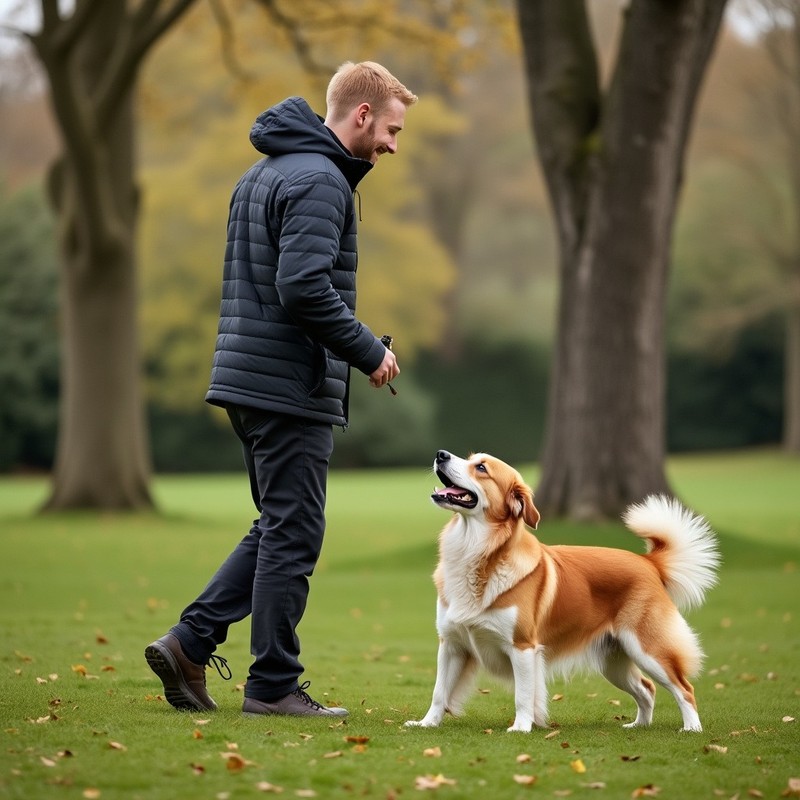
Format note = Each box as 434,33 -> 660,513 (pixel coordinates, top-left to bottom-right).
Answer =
349,121 -> 378,163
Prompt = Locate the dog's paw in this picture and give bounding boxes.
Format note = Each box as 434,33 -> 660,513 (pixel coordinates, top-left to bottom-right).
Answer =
680,722 -> 703,733
506,721 -> 533,733
404,719 -> 438,728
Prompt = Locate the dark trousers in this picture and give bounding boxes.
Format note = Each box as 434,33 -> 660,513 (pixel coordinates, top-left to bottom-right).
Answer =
170,405 -> 333,701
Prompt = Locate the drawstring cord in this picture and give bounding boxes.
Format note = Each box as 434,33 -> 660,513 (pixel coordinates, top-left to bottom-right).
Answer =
353,189 -> 362,221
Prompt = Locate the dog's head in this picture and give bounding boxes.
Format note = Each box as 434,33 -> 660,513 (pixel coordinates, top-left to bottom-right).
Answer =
431,450 -> 540,529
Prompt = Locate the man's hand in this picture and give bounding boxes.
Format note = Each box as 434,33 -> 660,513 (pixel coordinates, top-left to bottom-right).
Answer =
369,347 -> 399,389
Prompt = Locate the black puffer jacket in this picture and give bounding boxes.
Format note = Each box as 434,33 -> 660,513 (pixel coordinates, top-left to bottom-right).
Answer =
206,97 -> 387,426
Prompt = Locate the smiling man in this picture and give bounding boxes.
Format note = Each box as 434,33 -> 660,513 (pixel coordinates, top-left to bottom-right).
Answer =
145,62 -> 417,718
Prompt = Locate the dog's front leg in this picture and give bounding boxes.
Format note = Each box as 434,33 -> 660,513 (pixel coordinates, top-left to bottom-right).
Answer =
405,638 -> 468,728
507,644 -> 547,733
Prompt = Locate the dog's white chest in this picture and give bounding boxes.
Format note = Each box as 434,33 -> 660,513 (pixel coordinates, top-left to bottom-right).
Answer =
438,602 -> 518,679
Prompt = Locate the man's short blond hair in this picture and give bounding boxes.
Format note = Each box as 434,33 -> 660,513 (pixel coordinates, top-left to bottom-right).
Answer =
326,61 -> 417,122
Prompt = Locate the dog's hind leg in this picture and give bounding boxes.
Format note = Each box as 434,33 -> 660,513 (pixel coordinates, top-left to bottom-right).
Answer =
618,621 -> 704,732
600,644 -> 655,728
405,639 -> 473,728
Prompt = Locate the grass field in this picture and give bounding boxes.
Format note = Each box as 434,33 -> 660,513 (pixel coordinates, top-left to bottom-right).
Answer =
1,450 -> 798,799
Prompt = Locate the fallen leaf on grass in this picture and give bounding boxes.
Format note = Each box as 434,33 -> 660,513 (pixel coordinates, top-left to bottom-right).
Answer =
748,790 -> 764,798
190,763 -> 205,776
108,741 -> 127,752
192,729 -> 204,740
295,790 -> 317,797
552,693 -> 564,701
516,753 -> 532,763
570,759 -> 586,774
40,756 -> 57,768
423,747 -> 442,758
255,782 -> 284,793
631,786 -> 660,798
344,735 -> 369,744
621,755 -> 641,762
544,730 -> 561,740
704,744 -> 728,754
782,778 -> 800,797
83,790 -> 101,799
581,782 -> 607,789
414,774 -> 457,790
513,774 -> 537,786
553,791 -> 574,797
323,751 -> 343,759
221,752 -> 254,772
782,716 -> 795,723
71,665 -> 88,676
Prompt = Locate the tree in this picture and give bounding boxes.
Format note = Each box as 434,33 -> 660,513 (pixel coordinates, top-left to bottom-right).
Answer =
515,0 -> 729,520
14,0 -> 198,510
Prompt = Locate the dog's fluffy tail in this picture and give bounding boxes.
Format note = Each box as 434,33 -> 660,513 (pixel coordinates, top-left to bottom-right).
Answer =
623,494 -> 720,612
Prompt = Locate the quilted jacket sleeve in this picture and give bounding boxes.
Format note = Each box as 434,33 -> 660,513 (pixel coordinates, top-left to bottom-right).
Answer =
274,173 -> 385,376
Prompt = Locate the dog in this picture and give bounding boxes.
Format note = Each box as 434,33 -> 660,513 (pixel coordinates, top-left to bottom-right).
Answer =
404,450 -> 720,733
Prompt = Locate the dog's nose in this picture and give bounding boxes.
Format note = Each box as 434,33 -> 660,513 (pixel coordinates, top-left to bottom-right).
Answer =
436,450 -> 451,464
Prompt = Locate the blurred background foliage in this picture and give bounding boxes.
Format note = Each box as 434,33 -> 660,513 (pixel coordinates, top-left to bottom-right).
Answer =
0,0 -> 792,471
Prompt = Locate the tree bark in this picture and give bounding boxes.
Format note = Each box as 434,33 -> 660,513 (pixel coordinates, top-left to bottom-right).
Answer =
516,0 -> 728,520
29,0 -> 196,510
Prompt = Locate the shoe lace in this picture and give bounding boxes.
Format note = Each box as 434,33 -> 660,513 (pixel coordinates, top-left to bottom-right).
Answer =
293,680 -> 325,711
207,654 -> 232,681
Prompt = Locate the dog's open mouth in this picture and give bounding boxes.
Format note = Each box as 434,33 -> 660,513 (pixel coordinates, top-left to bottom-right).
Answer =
432,469 -> 477,509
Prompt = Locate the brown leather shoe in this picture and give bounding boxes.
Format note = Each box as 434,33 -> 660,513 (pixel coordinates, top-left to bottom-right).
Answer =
144,633 -> 227,711
242,681 -> 349,718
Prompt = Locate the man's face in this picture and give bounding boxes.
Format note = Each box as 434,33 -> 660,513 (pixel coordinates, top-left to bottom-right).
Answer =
349,97 -> 408,164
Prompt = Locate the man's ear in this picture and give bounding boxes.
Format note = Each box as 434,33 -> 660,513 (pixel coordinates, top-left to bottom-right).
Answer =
355,102 -> 370,126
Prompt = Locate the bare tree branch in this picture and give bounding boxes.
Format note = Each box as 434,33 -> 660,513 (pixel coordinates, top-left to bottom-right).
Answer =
208,0 -> 255,81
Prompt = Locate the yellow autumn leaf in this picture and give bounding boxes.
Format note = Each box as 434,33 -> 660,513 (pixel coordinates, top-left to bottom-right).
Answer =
83,790 -> 101,799
414,774 -> 457,790
192,729 -> 203,740
571,759 -> 587,774
255,782 -> 284,793
513,774 -> 537,786
71,664 -> 88,676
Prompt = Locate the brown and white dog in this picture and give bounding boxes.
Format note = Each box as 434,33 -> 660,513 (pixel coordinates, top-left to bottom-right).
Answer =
405,451 -> 720,733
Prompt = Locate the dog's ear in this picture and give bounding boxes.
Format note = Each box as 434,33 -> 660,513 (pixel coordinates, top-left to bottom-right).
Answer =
508,484 -> 540,530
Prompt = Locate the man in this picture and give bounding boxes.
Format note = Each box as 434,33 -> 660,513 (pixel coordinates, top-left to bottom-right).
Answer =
145,62 -> 417,717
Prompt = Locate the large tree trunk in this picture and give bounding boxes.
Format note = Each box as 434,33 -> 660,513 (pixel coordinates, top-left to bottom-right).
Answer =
29,0 -> 196,510
516,0 -> 728,520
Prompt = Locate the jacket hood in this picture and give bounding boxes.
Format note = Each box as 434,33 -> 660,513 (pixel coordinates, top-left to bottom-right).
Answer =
249,96 -> 373,191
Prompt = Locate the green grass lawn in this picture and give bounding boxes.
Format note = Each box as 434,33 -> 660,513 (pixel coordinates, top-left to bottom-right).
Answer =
1,450 -> 798,799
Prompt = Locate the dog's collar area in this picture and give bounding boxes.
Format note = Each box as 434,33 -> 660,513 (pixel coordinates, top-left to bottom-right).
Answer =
433,469 -> 477,509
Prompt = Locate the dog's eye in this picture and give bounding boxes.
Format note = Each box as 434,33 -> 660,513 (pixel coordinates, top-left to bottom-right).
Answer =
476,463 -> 488,473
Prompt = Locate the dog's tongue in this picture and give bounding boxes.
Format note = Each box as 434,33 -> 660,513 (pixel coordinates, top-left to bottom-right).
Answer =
436,487 -> 465,497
